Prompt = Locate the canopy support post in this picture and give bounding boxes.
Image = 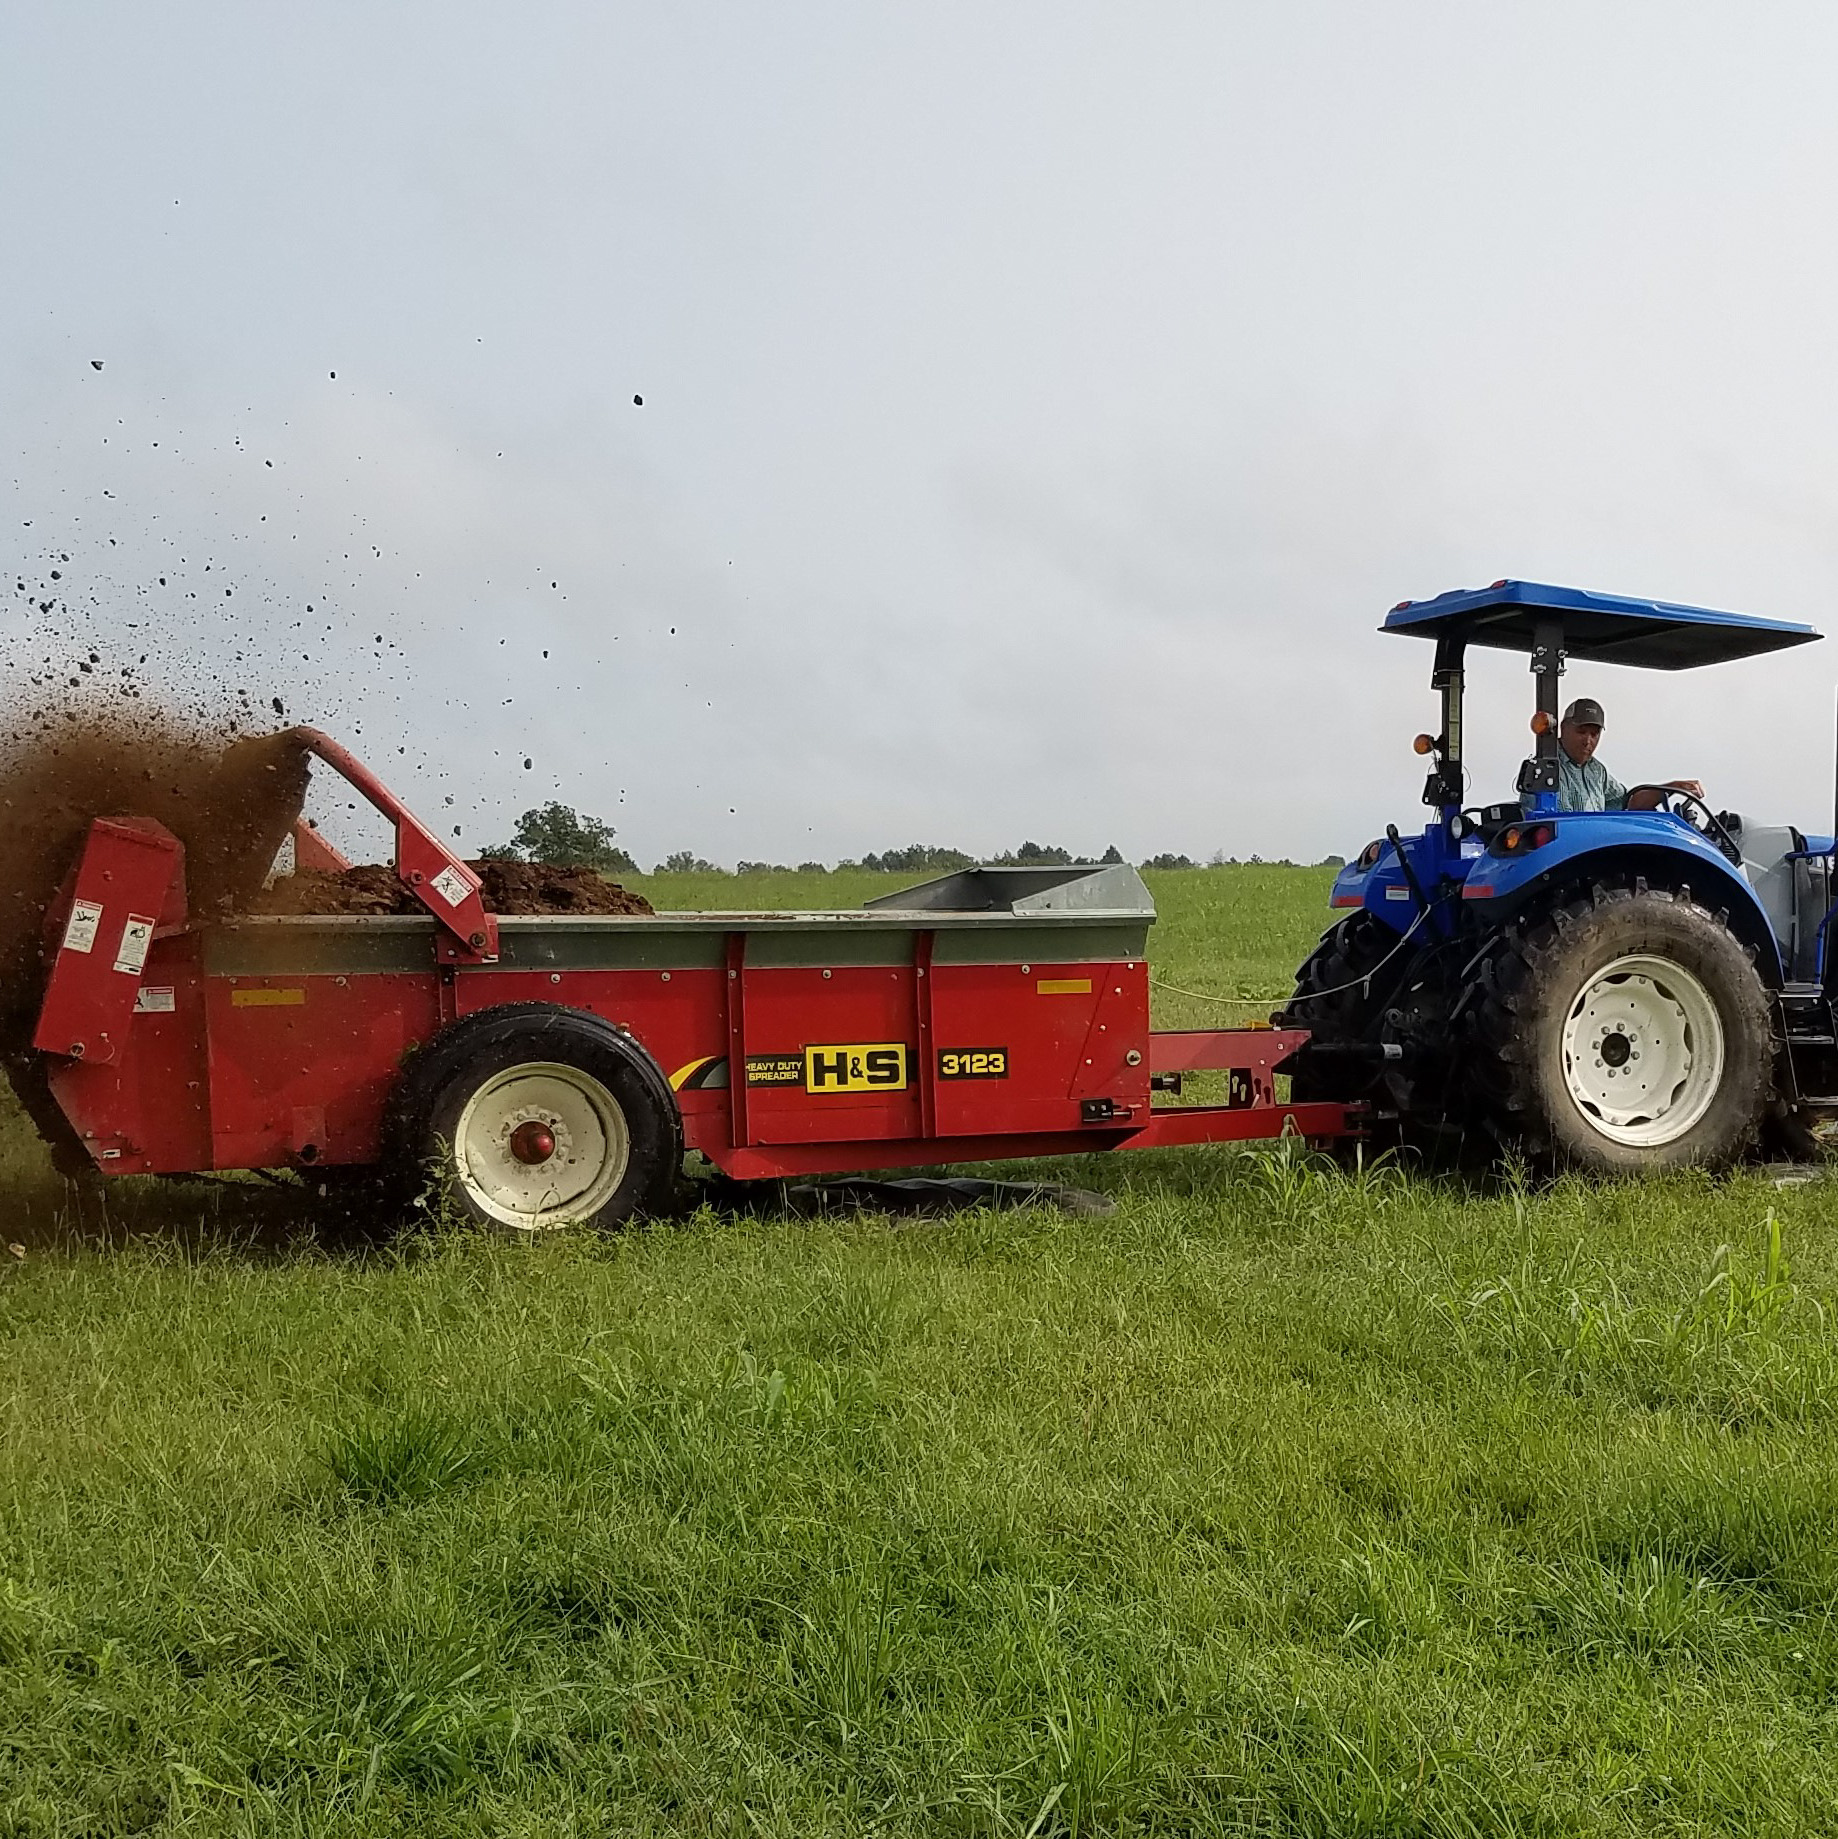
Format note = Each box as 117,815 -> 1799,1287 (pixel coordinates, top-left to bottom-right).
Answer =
1526,619 -> 1565,810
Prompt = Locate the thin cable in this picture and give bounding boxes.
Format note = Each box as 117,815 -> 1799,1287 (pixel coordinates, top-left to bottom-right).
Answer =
1150,907 -> 1432,1015
1280,904 -> 1435,1007
1299,906 -> 1431,1004
1148,977 -> 1281,1009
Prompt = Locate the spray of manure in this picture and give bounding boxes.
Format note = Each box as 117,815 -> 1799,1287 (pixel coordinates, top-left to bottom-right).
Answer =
1,696 -> 654,1168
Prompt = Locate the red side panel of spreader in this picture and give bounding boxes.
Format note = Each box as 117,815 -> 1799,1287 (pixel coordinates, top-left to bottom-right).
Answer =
34,819 -> 184,1067
203,973 -> 442,1168
154,951 -> 1346,1181
926,962 -> 1151,1133
44,935 -> 213,1173
445,957 -> 1156,1160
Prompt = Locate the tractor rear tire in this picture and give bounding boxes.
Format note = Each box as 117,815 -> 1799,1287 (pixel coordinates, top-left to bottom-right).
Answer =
386,1004 -> 683,1232
1282,910 -> 1409,1103
1471,884 -> 1772,1173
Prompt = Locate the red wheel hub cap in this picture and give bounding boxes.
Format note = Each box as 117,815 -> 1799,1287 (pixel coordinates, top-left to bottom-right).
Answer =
509,1121 -> 557,1165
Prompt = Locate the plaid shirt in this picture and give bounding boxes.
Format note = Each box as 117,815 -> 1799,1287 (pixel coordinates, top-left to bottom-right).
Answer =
1557,753 -> 1628,812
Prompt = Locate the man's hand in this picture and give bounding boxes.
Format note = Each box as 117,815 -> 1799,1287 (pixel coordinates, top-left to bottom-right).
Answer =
1626,779 -> 1706,811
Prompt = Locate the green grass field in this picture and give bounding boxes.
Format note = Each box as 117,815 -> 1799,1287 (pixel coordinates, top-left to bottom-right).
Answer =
6,869 -> 1838,1835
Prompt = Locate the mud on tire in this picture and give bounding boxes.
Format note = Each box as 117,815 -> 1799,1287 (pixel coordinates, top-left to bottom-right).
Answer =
1471,883 -> 1772,1173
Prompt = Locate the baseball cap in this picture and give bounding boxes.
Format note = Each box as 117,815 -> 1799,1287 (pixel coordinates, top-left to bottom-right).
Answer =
1562,697 -> 1605,728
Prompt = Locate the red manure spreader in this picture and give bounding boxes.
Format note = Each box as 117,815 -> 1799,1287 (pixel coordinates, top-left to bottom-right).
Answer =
26,731 -> 1358,1227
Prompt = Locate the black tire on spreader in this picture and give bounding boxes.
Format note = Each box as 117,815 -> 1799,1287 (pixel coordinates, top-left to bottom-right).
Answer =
1470,883 -> 1772,1173
384,1003 -> 683,1230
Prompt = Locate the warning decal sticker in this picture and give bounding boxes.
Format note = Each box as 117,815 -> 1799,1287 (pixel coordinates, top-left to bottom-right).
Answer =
430,866 -> 472,907
114,915 -> 155,976
63,900 -> 103,955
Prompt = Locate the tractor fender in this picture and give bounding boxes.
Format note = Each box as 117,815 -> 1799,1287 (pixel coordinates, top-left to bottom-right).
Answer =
1328,844 -> 1424,936
1460,829 -> 1783,984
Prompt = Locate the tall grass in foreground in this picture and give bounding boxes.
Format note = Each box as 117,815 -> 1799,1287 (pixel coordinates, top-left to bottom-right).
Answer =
6,1156 -> 1838,1833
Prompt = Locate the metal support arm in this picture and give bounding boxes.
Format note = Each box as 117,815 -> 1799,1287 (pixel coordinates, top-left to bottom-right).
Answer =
282,728 -> 499,961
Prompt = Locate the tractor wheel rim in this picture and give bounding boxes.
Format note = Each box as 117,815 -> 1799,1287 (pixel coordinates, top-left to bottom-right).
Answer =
453,1062 -> 630,1228
1559,952 -> 1725,1148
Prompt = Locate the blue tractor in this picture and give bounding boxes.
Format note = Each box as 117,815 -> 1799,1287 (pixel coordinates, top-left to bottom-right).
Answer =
1285,581 -> 1833,1171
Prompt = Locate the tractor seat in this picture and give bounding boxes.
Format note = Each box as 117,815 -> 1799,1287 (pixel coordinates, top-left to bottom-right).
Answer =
1725,816 -> 1824,980
1726,815 -> 1800,893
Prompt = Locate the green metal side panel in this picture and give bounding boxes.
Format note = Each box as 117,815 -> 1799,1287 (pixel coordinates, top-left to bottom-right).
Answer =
741,928 -> 919,968
928,921 -> 1150,965
204,908 -> 1152,978
205,920 -> 438,977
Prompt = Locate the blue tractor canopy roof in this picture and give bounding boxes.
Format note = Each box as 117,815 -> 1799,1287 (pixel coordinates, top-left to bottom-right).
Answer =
1382,580 -> 1820,669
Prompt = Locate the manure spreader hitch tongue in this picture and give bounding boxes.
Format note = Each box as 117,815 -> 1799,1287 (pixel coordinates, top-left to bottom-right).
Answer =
22,734 -> 1361,1226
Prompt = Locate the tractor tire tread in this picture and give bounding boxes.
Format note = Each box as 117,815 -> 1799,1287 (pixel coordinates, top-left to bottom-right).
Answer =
1467,878 -> 1772,1173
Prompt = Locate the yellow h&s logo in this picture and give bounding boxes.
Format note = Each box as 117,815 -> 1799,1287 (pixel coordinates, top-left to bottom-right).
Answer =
803,1042 -> 910,1093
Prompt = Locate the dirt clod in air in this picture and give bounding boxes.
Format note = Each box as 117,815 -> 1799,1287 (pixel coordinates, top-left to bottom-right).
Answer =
248,861 -> 654,918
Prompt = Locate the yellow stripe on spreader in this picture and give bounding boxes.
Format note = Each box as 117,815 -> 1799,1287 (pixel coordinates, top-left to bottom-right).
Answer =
669,1055 -> 718,1091
230,988 -> 306,1008
1036,977 -> 1092,996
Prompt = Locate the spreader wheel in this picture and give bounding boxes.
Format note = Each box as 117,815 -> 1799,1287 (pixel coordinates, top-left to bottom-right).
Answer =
1472,884 -> 1772,1172
390,1004 -> 682,1231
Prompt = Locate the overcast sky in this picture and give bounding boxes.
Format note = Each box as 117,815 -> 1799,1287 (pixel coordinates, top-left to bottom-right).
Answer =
6,2 -> 1838,868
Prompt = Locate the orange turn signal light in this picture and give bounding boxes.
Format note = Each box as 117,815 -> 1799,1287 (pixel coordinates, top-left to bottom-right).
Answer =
1412,733 -> 1435,755
1530,710 -> 1553,735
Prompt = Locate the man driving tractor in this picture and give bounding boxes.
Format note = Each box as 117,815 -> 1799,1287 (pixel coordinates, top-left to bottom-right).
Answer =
1557,697 -> 1704,813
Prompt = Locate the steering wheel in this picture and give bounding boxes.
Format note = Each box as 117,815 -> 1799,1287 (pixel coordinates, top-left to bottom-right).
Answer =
1624,785 -> 1743,867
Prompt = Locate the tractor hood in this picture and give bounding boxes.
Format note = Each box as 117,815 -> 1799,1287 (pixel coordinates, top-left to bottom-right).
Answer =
1382,580 -> 1820,670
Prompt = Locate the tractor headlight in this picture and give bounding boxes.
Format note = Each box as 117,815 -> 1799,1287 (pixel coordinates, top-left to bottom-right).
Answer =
1356,838 -> 1385,870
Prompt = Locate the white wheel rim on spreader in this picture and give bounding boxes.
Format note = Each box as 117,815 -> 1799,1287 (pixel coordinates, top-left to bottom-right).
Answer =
1558,953 -> 1725,1149
452,1062 -> 630,1229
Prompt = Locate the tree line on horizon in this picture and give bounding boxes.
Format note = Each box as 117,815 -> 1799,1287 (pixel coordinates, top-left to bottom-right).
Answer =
481,803 -> 1344,879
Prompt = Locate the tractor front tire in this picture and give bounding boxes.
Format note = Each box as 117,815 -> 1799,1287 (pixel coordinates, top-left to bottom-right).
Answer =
387,1004 -> 683,1231
1472,885 -> 1772,1173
